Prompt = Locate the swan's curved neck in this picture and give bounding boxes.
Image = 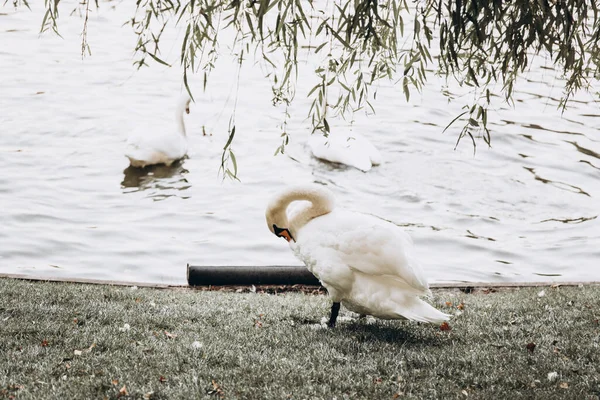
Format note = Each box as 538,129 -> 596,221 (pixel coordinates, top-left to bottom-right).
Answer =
266,185 -> 335,236
175,99 -> 188,137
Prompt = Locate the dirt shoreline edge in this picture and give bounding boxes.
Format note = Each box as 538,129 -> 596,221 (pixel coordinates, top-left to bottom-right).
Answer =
2,272 -> 599,291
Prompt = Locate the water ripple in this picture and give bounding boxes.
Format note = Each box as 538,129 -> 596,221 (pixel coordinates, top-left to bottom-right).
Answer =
0,1 -> 598,284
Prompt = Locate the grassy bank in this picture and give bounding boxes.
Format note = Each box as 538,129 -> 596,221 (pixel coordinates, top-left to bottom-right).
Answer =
0,278 -> 599,399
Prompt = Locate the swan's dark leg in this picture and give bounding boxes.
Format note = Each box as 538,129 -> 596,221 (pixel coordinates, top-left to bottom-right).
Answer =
328,302 -> 341,328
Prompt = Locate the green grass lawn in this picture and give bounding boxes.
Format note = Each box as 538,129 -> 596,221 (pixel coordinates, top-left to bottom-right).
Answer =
0,278 -> 599,399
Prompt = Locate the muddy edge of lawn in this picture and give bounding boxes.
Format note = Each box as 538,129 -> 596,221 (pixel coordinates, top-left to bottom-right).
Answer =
1,277 -> 599,400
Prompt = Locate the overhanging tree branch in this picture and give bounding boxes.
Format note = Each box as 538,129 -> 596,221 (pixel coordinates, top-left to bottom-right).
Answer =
12,0 -> 600,174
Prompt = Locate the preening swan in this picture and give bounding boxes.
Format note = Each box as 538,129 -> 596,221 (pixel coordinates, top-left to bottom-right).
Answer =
309,131 -> 382,172
265,184 -> 449,327
125,94 -> 192,168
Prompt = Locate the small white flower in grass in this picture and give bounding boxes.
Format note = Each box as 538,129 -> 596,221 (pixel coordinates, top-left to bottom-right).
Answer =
307,317 -> 329,330
192,341 -> 203,349
538,290 -> 546,297
547,372 -> 559,382
150,301 -> 156,307
130,286 -> 138,291
119,323 -> 131,332
74,350 -> 82,356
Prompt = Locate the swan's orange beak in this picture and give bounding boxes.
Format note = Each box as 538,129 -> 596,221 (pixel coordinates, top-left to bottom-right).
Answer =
273,224 -> 295,243
280,230 -> 294,243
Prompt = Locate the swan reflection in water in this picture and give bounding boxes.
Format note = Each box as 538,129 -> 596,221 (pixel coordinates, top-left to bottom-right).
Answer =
121,161 -> 191,201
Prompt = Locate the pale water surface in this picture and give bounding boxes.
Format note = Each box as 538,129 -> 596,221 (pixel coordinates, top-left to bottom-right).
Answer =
1,2 -> 599,285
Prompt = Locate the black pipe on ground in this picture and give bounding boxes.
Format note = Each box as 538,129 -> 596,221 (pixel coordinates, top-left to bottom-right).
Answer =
187,265 -> 321,286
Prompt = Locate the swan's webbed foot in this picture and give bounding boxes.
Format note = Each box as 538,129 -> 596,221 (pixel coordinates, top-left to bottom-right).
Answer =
327,302 -> 341,328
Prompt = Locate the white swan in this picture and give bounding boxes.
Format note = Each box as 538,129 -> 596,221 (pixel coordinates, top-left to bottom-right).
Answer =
266,184 -> 449,327
308,130 -> 382,172
125,94 -> 192,168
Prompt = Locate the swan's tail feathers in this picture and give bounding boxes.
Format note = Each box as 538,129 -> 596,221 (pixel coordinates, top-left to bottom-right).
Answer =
368,147 -> 383,166
308,134 -> 374,172
126,155 -> 146,168
399,298 -> 451,324
125,148 -> 173,168
348,156 -> 372,172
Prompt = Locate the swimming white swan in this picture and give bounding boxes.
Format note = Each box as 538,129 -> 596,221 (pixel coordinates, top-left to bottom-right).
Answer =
308,130 -> 382,172
265,184 -> 449,327
125,94 -> 192,168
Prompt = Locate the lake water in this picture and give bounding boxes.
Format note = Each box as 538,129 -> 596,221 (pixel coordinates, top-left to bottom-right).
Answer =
1,2 -> 598,285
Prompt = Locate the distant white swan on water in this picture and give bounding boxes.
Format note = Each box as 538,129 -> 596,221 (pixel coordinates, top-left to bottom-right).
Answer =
125,94 -> 192,168
266,184 -> 450,328
308,130 -> 382,172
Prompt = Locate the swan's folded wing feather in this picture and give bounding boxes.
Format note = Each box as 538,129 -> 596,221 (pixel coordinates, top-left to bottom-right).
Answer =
295,211 -> 430,293
309,134 -> 373,171
125,146 -> 169,166
333,217 -> 430,292
360,137 -> 382,165
125,131 -> 187,163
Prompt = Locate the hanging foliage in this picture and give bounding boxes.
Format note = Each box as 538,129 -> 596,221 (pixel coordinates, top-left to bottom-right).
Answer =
14,0 -> 600,176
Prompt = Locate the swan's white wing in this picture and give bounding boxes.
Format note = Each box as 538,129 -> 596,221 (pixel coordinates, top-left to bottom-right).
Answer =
357,135 -> 382,165
308,134 -> 373,172
293,210 -> 429,294
125,130 -> 188,166
125,145 -> 171,167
